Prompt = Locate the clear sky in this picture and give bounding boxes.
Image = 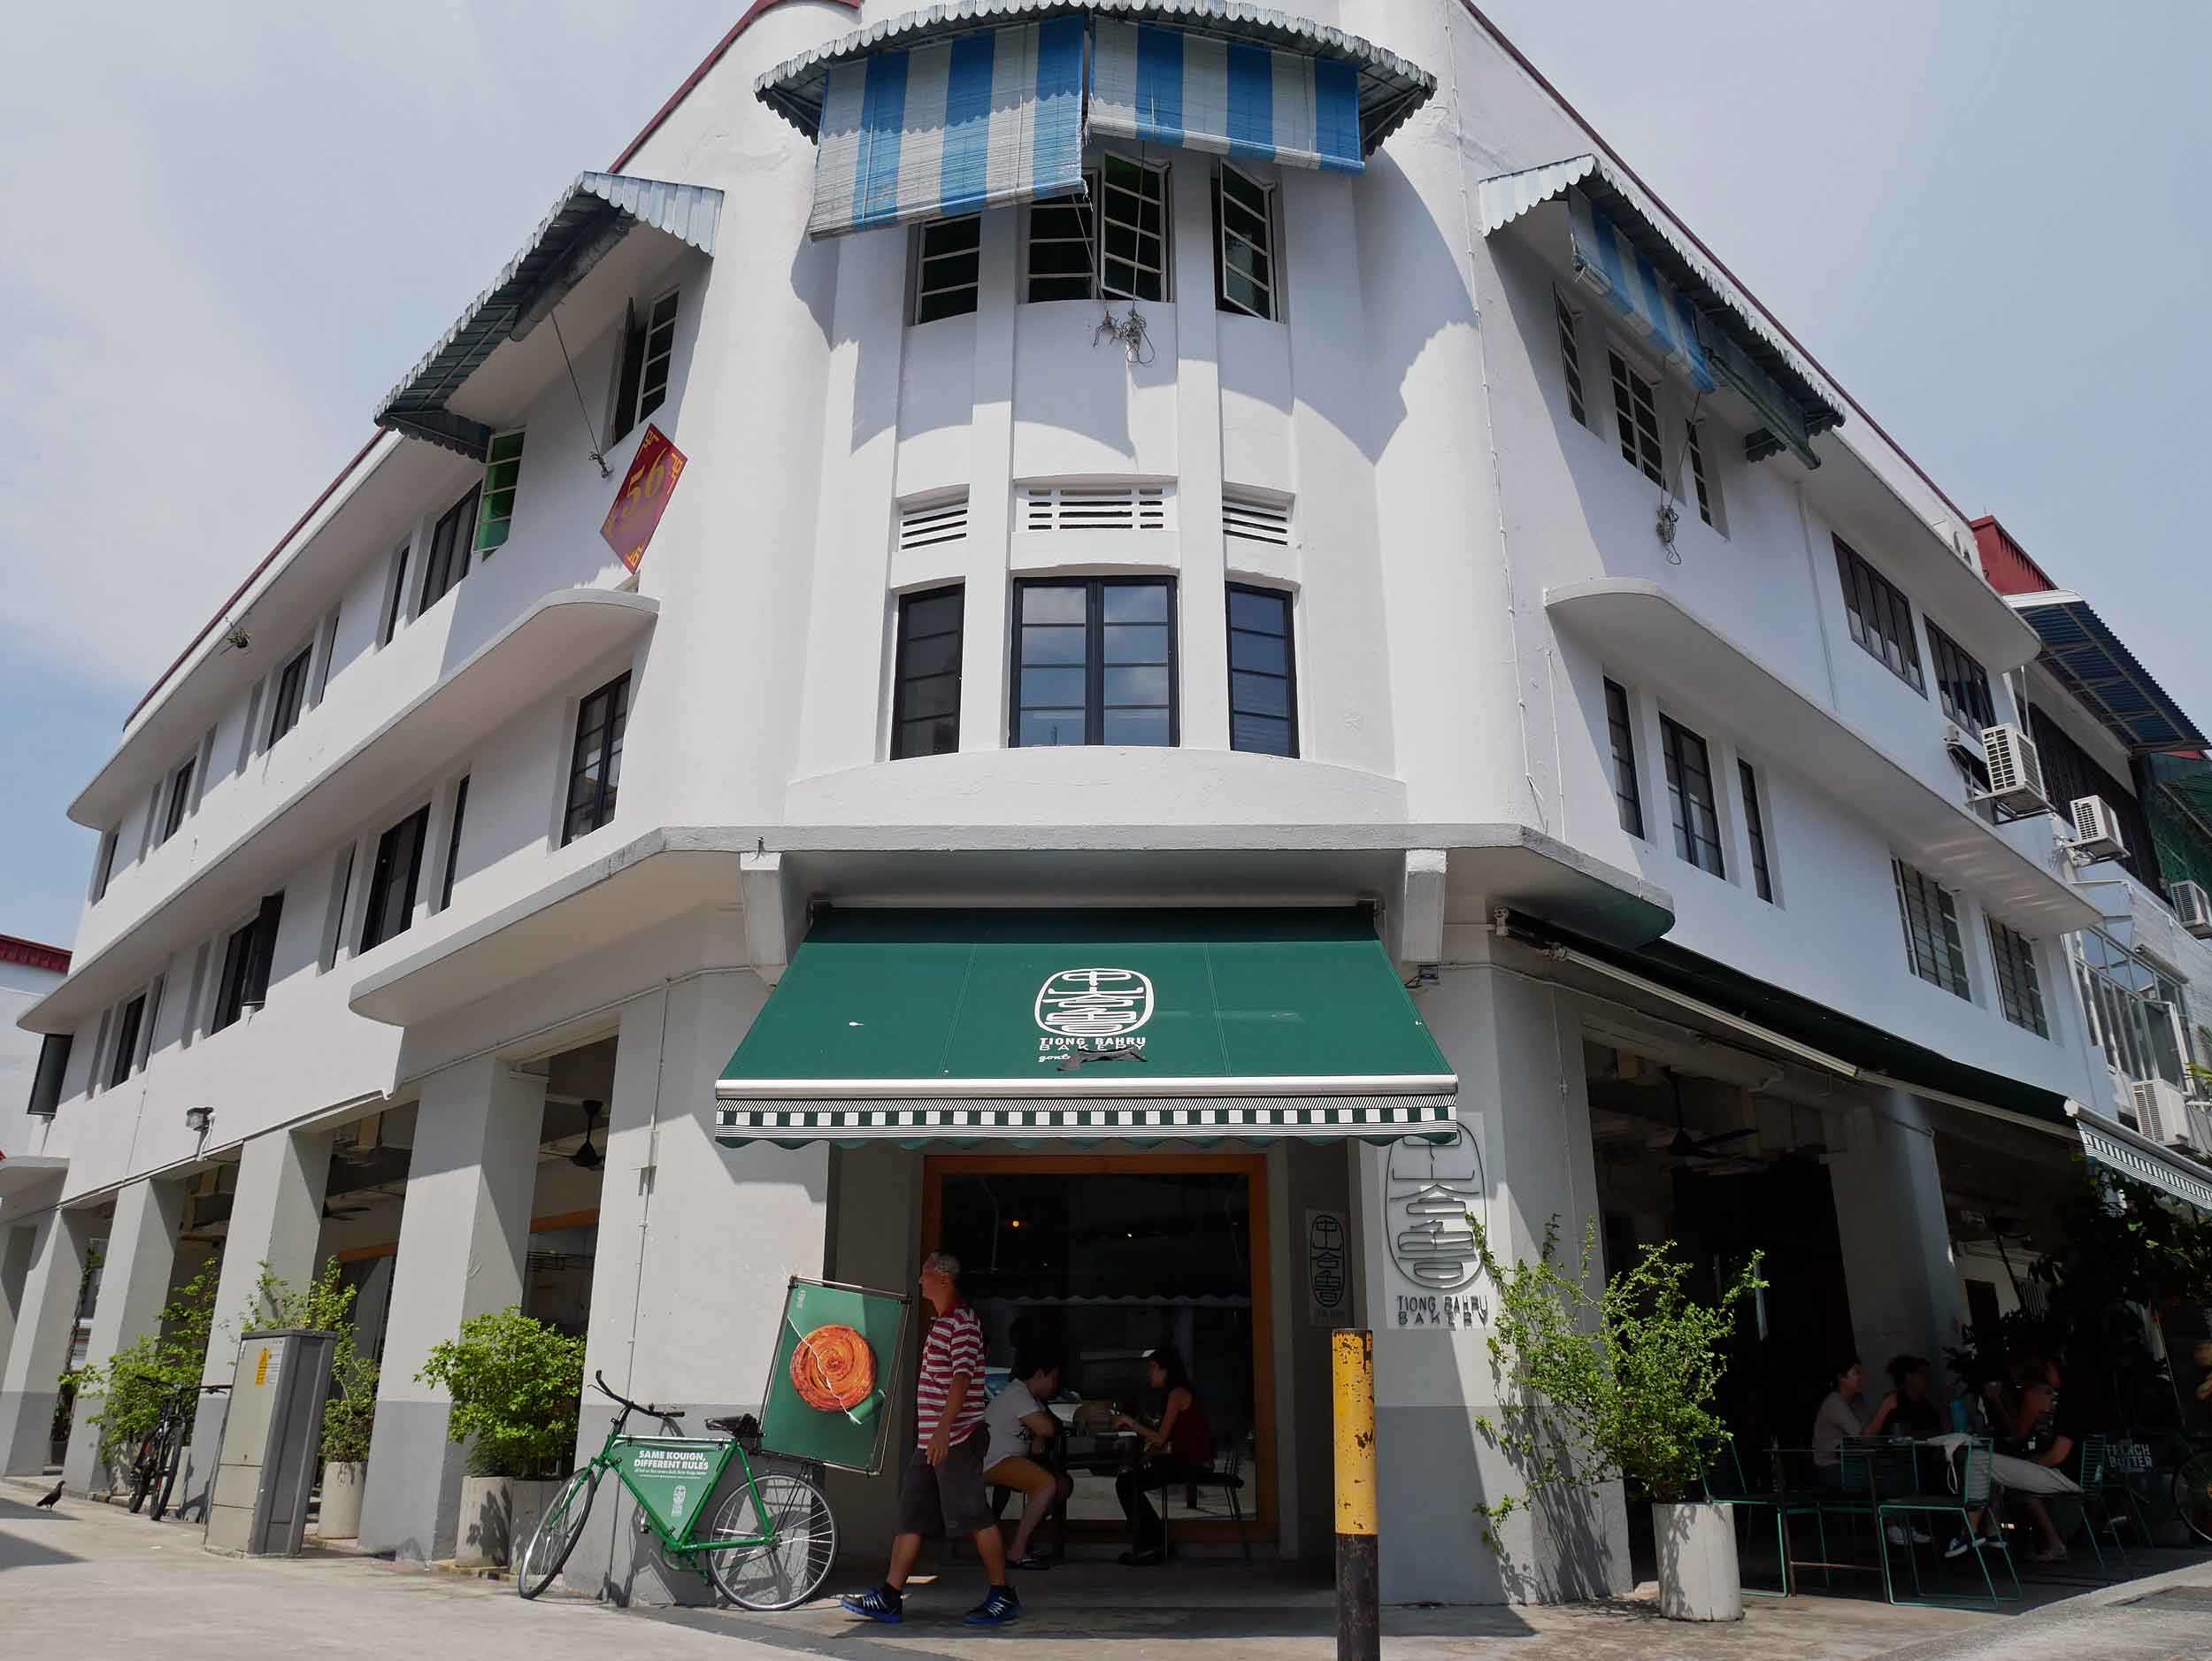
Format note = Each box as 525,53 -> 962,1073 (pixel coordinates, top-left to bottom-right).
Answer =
2,1 -> 2206,953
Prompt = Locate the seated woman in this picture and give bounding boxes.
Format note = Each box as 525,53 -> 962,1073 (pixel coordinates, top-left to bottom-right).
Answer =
1809,1356 -> 1868,1487
1111,1347 -> 1216,1565
1865,1354 -> 1944,1440
979,1348 -> 1074,1573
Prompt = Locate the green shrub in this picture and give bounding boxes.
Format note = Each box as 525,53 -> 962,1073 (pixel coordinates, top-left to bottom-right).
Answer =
321,1325 -> 380,1464
417,1308 -> 586,1480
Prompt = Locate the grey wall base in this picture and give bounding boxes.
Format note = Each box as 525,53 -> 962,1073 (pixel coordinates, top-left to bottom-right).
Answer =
357,1398 -> 464,1561
0,1388 -> 58,1476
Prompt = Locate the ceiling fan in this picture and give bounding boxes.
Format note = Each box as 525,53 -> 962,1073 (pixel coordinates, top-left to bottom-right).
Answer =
571,1100 -> 604,1171
1658,1069 -> 1757,1164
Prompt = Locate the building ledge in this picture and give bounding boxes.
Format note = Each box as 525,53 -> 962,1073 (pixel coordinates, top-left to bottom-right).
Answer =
1548,578 -> 2099,938
22,589 -> 659,1035
0,1152 -> 68,1202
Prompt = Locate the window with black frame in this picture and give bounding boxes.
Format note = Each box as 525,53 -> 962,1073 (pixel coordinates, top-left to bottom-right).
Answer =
1604,679 -> 1644,838
1833,538 -> 1925,694
212,893 -> 285,1033
892,587 -> 964,758
1225,584 -> 1295,757
1012,579 -> 1175,748
563,673 -> 631,845
1024,158 -> 1169,304
1661,715 -> 1724,876
913,216 -> 981,323
419,486 -> 480,612
267,644 -> 313,748
108,992 -> 146,1088
360,807 -> 430,954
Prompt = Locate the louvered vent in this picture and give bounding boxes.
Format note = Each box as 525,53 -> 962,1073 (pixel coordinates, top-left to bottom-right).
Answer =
1022,483 -> 1170,534
898,494 -> 969,550
1223,490 -> 1291,546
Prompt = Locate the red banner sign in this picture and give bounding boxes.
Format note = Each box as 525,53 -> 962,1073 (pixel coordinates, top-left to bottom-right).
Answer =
601,424 -> 687,573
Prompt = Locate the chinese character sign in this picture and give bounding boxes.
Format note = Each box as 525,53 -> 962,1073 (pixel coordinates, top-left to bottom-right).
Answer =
1386,1125 -> 1486,1302
1306,1210 -> 1348,1328
601,424 -> 687,573
1033,967 -> 1155,1039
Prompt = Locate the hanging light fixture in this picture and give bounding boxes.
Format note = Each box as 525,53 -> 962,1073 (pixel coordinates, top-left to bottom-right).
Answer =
571,1099 -> 604,1171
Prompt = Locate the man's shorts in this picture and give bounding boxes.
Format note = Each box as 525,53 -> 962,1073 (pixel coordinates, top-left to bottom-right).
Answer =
896,1426 -> 995,1539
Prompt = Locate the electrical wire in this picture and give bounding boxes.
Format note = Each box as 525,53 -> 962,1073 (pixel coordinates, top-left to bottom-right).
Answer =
549,310 -> 612,479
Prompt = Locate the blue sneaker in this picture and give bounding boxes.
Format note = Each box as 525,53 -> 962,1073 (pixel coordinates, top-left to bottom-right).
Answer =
964,1586 -> 1023,1626
840,1585 -> 904,1624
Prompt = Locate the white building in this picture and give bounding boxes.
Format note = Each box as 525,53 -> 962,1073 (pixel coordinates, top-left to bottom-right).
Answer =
5,0 -> 2195,1603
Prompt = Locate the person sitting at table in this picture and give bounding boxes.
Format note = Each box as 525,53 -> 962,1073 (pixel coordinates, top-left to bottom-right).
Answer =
1994,1351 -> 2078,1564
1865,1354 -> 1944,1440
1810,1356 -> 1868,1487
980,1347 -> 1074,1573
1110,1346 -> 1216,1565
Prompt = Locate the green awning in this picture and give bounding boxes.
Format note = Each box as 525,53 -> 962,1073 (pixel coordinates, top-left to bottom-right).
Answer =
1510,912 -> 2074,1131
716,908 -> 1456,1148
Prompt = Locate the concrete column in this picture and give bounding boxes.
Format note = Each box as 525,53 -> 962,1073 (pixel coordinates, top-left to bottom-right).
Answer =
1827,1089 -> 1969,1371
0,1200 -> 96,1474
182,1124 -> 334,1516
63,1178 -> 183,1493
0,1219 -> 42,1388
1350,933 -> 1629,1603
357,1057 -> 544,1562
1171,156 -> 1231,751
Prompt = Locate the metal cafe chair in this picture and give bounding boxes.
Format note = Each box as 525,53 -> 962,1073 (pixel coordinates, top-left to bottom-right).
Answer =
1148,1420 -> 1253,1563
1697,1438 -> 1789,1596
2067,1434 -> 2136,1573
1875,1437 -> 2021,1608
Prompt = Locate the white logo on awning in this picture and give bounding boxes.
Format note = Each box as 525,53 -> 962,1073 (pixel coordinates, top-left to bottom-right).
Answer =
1034,967 -> 1155,1038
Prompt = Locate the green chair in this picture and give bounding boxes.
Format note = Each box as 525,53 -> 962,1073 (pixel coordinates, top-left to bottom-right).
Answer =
1698,1439 -> 1789,1596
2065,1434 -> 2132,1573
1876,1437 -> 2020,1607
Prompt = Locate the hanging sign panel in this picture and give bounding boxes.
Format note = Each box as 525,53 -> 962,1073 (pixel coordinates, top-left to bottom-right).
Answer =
757,1276 -> 913,1474
601,423 -> 687,573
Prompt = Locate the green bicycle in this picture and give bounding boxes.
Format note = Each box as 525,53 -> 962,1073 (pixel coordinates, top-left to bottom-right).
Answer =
518,1370 -> 837,1609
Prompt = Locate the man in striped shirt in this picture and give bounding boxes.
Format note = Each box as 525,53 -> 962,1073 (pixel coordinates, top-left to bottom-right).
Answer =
841,1251 -> 1020,1626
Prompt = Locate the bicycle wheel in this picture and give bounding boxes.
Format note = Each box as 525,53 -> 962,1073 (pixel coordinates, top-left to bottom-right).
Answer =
2173,1449 -> 2212,1545
127,1439 -> 157,1514
518,1467 -> 598,1599
703,1471 -> 838,1611
149,1429 -> 183,1522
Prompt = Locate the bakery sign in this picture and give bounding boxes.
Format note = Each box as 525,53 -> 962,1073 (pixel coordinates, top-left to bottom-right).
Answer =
1386,1122 -> 1486,1329
1034,966 -> 1153,1060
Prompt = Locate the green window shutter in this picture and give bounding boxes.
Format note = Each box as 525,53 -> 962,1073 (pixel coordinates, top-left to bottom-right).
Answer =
475,430 -> 526,554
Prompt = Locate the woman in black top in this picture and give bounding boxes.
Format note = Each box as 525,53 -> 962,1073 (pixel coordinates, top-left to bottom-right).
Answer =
1865,1354 -> 1944,1440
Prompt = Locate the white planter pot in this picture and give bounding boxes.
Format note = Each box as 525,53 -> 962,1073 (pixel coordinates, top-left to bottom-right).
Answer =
319,1461 -> 367,1538
1654,1500 -> 1742,1622
457,1475 -> 565,1566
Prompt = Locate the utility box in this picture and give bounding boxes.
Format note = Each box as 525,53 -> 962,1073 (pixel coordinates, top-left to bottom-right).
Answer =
204,1327 -> 336,1557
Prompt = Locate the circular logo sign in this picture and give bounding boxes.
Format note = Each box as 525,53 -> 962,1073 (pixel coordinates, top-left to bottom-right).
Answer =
1034,967 -> 1155,1039
1385,1124 -> 1486,1291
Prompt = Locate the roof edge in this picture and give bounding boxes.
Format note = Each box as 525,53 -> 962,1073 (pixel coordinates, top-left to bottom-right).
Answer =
610,0 -> 862,173
0,934 -> 71,974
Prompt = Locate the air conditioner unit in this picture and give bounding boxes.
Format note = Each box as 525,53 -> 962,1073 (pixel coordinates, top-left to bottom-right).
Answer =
1978,724 -> 2048,815
2171,879 -> 2212,939
2069,796 -> 2129,862
2131,1078 -> 2192,1146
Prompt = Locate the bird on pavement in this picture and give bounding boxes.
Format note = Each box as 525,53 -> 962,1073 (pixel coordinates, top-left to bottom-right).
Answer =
36,1480 -> 64,1509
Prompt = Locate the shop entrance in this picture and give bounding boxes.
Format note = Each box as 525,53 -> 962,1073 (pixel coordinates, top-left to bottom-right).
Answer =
923,1153 -> 1275,1549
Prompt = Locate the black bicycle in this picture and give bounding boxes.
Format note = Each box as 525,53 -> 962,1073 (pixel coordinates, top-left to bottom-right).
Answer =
127,1380 -> 228,1521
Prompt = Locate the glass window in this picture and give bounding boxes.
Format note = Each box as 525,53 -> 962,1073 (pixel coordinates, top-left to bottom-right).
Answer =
91,828 -> 119,903
158,757 -> 196,845
1025,159 -> 1170,304
1739,760 -> 1773,902
268,644 -> 313,747
1893,858 -> 1970,998
361,807 -> 430,953
1609,351 -> 1664,485
383,542 -> 411,644
1661,716 -> 1724,876
1215,165 -> 1277,320
892,587 -> 964,759
1012,579 -> 1175,749
1226,584 -> 1296,757
474,431 -> 525,555
914,216 -> 981,324
563,673 -> 631,845
1685,421 -> 1720,530
1604,679 -> 1643,838
438,777 -> 469,912
611,292 -> 680,442
108,993 -> 146,1088
212,893 -> 285,1034
419,486 -> 480,612
1834,538 -> 1926,694
1555,292 -> 1586,428
1985,919 -> 2047,1036
1926,622 -> 1994,731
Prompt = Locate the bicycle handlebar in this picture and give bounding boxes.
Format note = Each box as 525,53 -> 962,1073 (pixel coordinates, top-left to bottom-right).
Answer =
593,1369 -> 684,1421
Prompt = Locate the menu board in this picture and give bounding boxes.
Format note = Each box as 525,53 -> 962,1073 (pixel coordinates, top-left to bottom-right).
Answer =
757,1277 -> 911,1474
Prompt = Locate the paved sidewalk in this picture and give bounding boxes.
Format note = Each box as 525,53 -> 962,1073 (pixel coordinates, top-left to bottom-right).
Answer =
4,1481 -> 2205,1660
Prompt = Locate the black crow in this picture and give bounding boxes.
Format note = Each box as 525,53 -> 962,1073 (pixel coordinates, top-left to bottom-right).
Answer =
35,1480 -> 64,1509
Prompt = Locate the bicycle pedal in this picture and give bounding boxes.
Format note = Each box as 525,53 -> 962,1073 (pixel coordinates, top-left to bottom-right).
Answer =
635,1512 -> 653,1534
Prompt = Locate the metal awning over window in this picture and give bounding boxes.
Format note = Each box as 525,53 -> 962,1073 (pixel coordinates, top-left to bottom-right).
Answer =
2070,1103 -> 2212,1215
374,173 -> 722,458
2008,591 -> 2208,754
1479,153 -> 1844,470
715,907 -> 1457,1148
756,2 -> 1435,241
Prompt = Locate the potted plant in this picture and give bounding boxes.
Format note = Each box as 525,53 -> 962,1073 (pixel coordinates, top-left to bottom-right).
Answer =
1468,1215 -> 1763,1621
417,1308 -> 587,1567
317,1327 -> 378,1539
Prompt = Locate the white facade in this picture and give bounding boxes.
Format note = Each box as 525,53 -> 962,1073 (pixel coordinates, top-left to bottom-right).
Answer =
5,0 -> 2169,1604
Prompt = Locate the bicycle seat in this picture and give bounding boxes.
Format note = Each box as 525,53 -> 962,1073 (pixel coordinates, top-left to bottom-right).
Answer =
707,1413 -> 762,1441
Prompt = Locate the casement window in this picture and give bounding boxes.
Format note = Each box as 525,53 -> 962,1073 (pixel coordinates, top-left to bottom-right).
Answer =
611,292 -> 680,442
267,643 -> 313,748
1225,584 -> 1296,757
90,828 -> 119,903
419,486 -> 480,612
475,431 -> 525,555
1834,538 -> 1925,694
1926,622 -> 1994,731
1661,715 -> 1724,877
1604,679 -> 1644,838
1609,351 -> 1664,486
1739,760 -> 1774,903
320,845 -> 356,974
27,1033 -> 71,1118
1025,158 -> 1170,304
1684,421 -> 1720,531
891,587 -> 964,760
211,893 -> 285,1034
562,673 -> 631,845
913,217 -> 981,324
1893,857 -> 1970,998
1011,578 -> 1175,748
1555,293 -> 1587,429
108,992 -> 147,1088
1987,919 -> 2047,1036
157,755 -> 196,846
438,776 -> 470,912
1214,164 -> 1277,320
383,542 -> 411,644
360,807 -> 430,953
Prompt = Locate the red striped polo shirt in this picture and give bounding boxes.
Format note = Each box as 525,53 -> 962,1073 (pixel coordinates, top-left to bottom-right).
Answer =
914,1301 -> 987,1448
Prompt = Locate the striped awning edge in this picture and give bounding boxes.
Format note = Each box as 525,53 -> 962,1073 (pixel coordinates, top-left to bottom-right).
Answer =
716,1097 -> 1456,1146
2075,1111 -> 2212,1215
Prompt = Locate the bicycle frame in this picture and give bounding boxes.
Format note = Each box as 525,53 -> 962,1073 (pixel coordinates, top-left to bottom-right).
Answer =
582,1408 -> 783,1569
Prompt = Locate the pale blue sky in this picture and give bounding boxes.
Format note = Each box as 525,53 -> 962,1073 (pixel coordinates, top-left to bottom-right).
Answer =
2,1 -> 2205,951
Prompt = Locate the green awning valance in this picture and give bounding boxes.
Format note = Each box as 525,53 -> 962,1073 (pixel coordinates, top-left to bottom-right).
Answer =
716,908 -> 1455,1147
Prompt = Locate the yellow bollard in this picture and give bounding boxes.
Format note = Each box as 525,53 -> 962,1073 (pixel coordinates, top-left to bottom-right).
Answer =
1333,1329 -> 1378,1661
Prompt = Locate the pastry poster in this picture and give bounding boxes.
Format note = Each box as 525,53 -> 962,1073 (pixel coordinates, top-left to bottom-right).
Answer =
757,1277 -> 911,1474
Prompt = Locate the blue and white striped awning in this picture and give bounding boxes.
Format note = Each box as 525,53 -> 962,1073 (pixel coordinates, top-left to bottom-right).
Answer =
1566,188 -> 1713,394
1088,16 -> 1361,173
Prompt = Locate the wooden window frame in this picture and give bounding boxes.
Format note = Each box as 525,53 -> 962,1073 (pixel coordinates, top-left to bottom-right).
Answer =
611,290 -> 681,444
1010,577 -> 1179,750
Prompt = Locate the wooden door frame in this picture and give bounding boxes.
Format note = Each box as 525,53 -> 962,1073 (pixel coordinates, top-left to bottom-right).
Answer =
922,1150 -> 1277,1547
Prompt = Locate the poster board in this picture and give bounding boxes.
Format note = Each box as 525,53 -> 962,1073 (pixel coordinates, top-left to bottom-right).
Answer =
757,1276 -> 911,1475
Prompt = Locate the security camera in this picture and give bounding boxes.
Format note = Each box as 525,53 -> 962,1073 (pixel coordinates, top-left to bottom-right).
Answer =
184,1105 -> 214,1136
